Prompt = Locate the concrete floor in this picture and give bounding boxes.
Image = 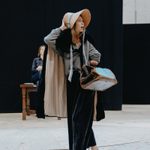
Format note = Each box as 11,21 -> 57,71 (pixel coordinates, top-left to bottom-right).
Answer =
0,105 -> 150,150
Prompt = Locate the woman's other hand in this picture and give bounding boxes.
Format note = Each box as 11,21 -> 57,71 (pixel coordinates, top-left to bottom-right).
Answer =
36,66 -> 42,71
90,60 -> 98,66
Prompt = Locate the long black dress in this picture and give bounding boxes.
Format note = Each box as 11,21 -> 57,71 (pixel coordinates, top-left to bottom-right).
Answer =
66,46 -> 96,150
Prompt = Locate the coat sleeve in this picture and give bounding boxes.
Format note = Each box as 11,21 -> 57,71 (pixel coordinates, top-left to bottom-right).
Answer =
88,42 -> 101,63
31,58 -> 38,74
44,28 -> 62,52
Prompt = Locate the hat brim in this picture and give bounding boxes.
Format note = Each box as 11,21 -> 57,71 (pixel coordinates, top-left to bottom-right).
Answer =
64,9 -> 91,29
70,9 -> 91,29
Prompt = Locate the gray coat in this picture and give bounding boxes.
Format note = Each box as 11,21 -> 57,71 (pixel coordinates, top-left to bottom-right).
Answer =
44,28 -> 101,76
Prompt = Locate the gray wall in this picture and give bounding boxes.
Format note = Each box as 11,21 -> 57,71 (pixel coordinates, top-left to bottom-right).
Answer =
123,0 -> 150,24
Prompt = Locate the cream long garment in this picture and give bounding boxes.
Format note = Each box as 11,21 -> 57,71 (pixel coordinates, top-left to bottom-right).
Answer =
44,47 -> 67,117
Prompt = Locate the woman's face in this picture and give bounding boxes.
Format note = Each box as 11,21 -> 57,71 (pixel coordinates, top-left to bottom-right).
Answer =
74,16 -> 85,34
39,46 -> 45,58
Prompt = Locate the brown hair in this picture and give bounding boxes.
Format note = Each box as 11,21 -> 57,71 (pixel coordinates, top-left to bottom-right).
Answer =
37,45 -> 45,57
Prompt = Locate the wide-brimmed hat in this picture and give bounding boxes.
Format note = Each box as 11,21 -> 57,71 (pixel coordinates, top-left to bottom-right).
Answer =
63,9 -> 91,29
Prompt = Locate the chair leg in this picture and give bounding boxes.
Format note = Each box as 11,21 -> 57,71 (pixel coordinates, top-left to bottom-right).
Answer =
22,87 -> 27,120
26,91 -> 30,116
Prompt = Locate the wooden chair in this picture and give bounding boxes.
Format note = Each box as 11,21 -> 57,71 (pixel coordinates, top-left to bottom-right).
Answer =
20,83 -> 37,120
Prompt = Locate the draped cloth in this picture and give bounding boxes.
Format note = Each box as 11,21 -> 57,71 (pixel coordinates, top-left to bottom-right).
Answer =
37,28 -> 105,121
43,46 -> 105,120
44,47 -> 67,117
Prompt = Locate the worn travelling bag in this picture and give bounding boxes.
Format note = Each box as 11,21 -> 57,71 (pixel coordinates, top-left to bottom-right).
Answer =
80,65 -> 118,91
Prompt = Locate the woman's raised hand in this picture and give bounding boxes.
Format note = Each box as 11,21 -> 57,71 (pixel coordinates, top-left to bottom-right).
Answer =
60,19 -> 67,31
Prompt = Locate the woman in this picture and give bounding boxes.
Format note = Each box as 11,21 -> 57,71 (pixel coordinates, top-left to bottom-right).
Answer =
31,45 -> 45,85
44,9 -> 103,150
